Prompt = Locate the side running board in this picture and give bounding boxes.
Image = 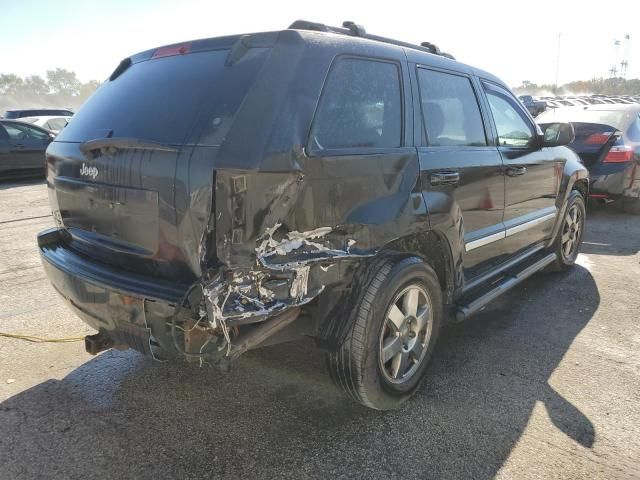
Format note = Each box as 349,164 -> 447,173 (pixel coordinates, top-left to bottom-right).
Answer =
455,253 -> 556,322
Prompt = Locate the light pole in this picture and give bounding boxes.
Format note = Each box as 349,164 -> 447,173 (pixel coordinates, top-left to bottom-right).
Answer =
554,33 -> 561,94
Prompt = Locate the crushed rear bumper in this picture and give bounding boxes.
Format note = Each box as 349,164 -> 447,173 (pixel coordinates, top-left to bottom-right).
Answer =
38,227 -> 188,359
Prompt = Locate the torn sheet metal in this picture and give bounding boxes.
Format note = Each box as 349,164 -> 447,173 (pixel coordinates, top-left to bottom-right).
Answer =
192,223 -> 366,361
255,224 -> 371,270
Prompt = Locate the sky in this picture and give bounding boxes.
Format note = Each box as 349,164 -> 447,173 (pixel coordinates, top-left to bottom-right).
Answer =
1,0 -> 639,88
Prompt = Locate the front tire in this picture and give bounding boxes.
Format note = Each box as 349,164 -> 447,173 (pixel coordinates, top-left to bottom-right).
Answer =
550,190 -> 586,270
326,256 -> 442,410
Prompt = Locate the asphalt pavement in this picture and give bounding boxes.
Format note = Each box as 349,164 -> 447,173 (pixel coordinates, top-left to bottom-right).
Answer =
1,179 -> 639,479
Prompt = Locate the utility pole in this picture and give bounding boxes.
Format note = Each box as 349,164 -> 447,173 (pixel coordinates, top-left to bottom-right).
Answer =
554,33 -> 561,94
610,39 -> 621,78
620,34 -> 630,79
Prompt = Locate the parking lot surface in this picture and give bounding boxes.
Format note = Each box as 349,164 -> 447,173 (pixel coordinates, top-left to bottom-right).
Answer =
1,180 -> 639,479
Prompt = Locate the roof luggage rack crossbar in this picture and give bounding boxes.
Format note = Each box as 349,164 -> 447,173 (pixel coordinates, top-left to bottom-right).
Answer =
288,20 -> 456,60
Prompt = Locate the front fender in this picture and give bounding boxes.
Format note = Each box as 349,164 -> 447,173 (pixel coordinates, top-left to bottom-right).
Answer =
548,147 -> 589,246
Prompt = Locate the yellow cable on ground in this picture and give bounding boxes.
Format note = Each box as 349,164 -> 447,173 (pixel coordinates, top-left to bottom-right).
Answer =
0,332 -> 85,343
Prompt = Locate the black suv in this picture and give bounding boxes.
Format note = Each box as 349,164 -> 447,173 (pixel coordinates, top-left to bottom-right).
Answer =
38,21 -> 588,410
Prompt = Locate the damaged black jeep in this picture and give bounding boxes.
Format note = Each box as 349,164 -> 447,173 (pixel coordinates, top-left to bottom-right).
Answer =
38,20 -> 588,410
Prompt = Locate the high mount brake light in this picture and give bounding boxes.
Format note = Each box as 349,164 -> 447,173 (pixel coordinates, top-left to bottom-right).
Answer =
152,44 -> 191,59
603,145 -> 634,163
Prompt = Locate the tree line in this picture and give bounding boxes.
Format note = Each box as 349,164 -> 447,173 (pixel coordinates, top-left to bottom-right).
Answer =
2,69 -> 638,115
514,77 -> 640,96
0,69 -> 100,113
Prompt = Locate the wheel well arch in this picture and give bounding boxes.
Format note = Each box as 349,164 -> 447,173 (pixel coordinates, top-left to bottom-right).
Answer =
313,231 -> 456,350
573,178 -> 589,198
381,231 -> 455,304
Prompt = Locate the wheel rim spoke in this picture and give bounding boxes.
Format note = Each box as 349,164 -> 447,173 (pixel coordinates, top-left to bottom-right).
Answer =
387,304 -> 405,330
403,288 -> 419,318
410,338 -> 425,360
381,336 -> 403,364
416,306 -> 429,330
564,239 -> 573,256
391,351 -> 410,379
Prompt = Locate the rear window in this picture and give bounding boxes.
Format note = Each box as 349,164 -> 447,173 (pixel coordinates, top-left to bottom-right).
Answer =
537,108 -> 630,130
56,48 -> 269,145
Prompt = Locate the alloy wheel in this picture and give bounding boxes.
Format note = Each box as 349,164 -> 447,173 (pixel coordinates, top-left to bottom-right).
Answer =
561,204 -> 583,259
378,284 -> 433,384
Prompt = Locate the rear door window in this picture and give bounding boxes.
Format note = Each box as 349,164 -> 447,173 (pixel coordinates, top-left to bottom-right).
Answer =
56,48 -> 269,145
417,68 -> 487,147
309,58 -> 402,150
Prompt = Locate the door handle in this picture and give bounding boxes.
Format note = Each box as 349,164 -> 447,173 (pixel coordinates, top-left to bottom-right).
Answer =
506,166 -> 527,177
430,171 -> 460,186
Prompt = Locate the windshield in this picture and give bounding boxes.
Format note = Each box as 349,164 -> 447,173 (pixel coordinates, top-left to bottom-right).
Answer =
537,107 -> 632,130
56,48 -> 269,146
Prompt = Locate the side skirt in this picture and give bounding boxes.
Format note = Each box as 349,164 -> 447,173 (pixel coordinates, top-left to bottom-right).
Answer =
455,252 -> 556,322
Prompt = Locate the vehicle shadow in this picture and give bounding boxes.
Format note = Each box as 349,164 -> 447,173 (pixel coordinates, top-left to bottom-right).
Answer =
0,265 -> 598,479
582,205 -> 640,256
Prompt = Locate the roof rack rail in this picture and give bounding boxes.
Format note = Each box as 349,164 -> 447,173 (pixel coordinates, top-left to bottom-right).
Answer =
288,20 -> 456,60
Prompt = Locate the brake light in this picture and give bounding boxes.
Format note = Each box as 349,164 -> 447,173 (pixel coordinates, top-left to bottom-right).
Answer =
603,145 -> 634,163
152,44 -> 191,59
585,133 -> 612,145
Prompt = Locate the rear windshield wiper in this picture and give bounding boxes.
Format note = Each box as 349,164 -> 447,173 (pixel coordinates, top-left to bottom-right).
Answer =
79,137 -> 179,155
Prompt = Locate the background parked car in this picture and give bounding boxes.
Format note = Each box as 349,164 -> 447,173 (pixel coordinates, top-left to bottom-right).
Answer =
537,104 -> 640,214
518,95 -> 547,116
2,108 -> 73,119
0,119 -> 53,178
19,115 -> 70,134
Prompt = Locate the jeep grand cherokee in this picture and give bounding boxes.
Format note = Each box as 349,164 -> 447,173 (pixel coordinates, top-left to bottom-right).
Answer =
38,20 -> 588,410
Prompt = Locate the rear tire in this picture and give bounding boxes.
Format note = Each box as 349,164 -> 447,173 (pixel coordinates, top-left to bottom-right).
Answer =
326,255 -> 442,410
549,190 -> 586,271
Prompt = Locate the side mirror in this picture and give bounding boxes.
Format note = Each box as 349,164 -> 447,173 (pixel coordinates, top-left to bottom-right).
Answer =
540,122 -> 575,147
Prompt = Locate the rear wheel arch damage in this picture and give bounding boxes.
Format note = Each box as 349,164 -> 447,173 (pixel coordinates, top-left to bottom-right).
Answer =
171,169 -> 424,367
381,232 -> 455,304
175,145 -> 427,367
314,233 -> 455,351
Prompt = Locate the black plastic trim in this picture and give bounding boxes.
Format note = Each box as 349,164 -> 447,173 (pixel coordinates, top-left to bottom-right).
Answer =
38,228 -> 188,303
